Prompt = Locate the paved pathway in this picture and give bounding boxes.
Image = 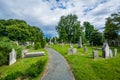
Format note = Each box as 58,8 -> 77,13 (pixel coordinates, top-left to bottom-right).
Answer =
41,47 -> 75,80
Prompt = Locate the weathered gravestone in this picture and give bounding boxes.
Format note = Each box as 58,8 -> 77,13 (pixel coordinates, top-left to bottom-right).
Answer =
73,48 -> 77,54
114,48 -> 117,56
49,38 -> 52,44
22,49 -> 44,58
84,46 -> 88,53
102,41 -> 110,58
54,38 -> 57,44
68,44 -> 77,54
93,50 -> 98,59
22,49 -> 28,58
9,49 -> 16,65
24,52 -> 44,58
61,42 -> 64,46
78,36 -> 82,48
109,49 -> 113,58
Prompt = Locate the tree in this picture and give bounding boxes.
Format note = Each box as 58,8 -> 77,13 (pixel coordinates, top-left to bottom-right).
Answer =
0,19 -> 45,48
56,14 -> 82,43
83,21 -> 94,41
104,12 -> 120,40
90,30 -> 103,45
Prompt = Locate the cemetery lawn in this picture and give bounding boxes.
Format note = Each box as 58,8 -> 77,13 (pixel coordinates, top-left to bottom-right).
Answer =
0,48 -> 48,80
50,44 -> 120,80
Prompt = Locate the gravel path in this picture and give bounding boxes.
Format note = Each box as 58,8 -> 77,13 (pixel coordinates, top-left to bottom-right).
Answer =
41,47 -> 75,80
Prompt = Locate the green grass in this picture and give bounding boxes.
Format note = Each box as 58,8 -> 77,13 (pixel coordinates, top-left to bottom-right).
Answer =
50,44 -> 120,80
0,48 -> 48,80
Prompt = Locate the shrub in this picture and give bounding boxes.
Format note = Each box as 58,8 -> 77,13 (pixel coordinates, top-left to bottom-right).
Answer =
0,42 -> 12,66
25,59 -> 47,78
26,45 -> 32,49
0,37 -> 10,42
4,71 -> 23,80
34,42 -> 41,50
41,39 -> 46,48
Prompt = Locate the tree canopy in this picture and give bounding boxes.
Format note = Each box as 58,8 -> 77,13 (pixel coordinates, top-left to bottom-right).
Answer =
56,14 -> 83,43
83,21 -> 94,42
0,19 -> 44,45
104,12 -> 120,40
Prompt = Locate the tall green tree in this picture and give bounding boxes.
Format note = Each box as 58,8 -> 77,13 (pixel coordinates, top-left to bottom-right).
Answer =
56,14 -> 82,43
83,21 -> 94,41
90,30 -> 103,45
104,12 -> 120,40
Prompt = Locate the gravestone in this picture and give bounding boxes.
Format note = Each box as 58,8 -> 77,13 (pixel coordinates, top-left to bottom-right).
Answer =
93,50 -> 98,59
24,52 -> 44,58
73,48 -> 77,54
9,49 -> 16,65
84,46 -> 88,53
78,36 -> 82,48
61,40 -> 64,46
91,41 -> 93,47
102,41 -> 110,58
68,48 -> 73,55
114,48 -> 117,56
54,38 -> 57,44
61,42 -> 64,46
49,38 -> 51,44
109,49 -> 113,58
22,49 -> 28,58
68,44 -> 77,54
32,42 -> 35,46
22,49 -> 44,58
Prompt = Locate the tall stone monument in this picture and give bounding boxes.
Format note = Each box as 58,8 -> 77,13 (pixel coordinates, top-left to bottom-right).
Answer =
49,38 -> 52,44
54,38 -> 57,44
102,41 -> 110,58
78,36 -> 82,48
9,49 -> 16,65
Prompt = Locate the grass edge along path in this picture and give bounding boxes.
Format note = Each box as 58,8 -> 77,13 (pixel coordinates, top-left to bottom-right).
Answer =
0,49 -> 48,80
50,44 -> 120,80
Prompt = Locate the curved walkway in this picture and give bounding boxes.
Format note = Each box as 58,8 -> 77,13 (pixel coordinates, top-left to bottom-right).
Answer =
41,47 -> 75,80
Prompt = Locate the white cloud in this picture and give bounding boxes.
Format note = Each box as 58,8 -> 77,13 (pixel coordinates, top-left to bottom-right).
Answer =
0,0 -> 120,36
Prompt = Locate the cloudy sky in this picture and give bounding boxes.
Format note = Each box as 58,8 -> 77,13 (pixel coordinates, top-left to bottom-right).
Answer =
0,0 -> 120,37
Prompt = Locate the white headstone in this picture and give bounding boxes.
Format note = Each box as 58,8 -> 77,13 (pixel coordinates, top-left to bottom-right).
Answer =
49,38 -> 52,44
102,41 -> 110,58
109,49 -> 113,58
68,48 -> 73,55
84,46 -> 88,53
22,49 -> 28,58
9,49 -> 16,65
114,48 -> 117,56
68,44 -> 77,55
78,36 -> 82,48
32,42 -> 35,46
93,50 -> 98,59
54,38 -> 57,44
73,48 -> 77,54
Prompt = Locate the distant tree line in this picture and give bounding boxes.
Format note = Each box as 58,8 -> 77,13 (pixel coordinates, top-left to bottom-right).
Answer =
56,12 -> 120,46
